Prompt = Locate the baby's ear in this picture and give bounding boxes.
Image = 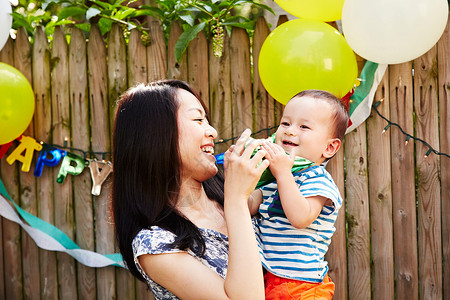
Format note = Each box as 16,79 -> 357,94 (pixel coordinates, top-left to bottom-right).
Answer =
323,138 -> 341,159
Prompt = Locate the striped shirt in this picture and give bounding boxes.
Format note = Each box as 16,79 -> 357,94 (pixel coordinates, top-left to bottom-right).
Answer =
253,165 -> 342,283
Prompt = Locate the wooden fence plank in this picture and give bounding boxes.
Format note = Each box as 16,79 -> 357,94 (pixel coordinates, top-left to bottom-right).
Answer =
0,160 -> 21,300
389,61 -> 418,300
414,46 -> 442,300
14,27 -> 41,300
325,148 -> 347,300
273,16 -> 288,124
108,23 -> 136,300
367,70 -> 394,299
0,37 -> 23,300
167,22 -> 188,81
140,18 -> 164,300
51,26 -> 77,300
437,13 -> 450,300
0,204 -> 3,300
230,28 -> 252,137
133,5 -> 162,300
69,27 -> 96,300
127,27 -> 155,300
139,11 -> 159,297
0,185 -> 3,300
209,31 -> 232,155
87,25 -> 116,300
107,23 -> 127,143
33,26 -> 58,300
128,29 -> 148,86
147,17 -> 167,81
187,30 -> 209,108
345,123 -> 371,300
252,16 -> 274,138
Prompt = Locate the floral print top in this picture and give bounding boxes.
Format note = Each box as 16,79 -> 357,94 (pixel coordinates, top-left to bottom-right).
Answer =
133,226 -> 229,299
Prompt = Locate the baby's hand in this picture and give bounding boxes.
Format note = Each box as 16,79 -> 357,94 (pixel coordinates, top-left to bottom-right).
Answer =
261,141 -> 295,179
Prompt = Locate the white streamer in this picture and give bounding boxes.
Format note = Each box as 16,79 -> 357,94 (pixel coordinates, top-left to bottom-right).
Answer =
0,194 -> 125,268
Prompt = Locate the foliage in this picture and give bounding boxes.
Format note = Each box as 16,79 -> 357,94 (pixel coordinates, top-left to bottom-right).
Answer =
148,0 -> 274,60
11,0 -> 274,60
11,0 -> 153,37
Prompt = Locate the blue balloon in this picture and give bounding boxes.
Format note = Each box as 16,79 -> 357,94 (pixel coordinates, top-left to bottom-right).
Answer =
214,152 -> 225,165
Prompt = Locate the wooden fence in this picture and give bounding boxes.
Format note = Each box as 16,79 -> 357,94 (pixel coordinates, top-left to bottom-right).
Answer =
0,14 -> 449,300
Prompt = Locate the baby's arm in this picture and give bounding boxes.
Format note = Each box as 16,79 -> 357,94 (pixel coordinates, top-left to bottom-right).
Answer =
261,141 -> 328,229
248,189 -> 263,216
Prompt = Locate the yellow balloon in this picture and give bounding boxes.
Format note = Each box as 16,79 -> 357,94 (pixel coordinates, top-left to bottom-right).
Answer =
259,19 -> 357,105
275,0 -> 345,22
0,63 -> 35,144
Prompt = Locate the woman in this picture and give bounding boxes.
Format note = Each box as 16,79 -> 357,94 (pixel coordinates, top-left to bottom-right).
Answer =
113,80 -> 269,299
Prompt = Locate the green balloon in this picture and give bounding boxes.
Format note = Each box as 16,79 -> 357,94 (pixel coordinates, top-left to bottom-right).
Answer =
259,19 -> 357,105
0,63 -> 35,144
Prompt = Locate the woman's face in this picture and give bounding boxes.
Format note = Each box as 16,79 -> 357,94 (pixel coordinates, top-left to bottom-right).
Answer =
177,89 -> 218,183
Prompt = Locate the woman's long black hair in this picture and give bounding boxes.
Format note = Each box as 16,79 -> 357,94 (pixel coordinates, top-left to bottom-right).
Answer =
112,80 -> 224,281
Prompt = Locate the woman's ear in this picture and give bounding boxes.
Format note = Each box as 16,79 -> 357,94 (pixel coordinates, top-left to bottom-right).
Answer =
323,138 -> 341,159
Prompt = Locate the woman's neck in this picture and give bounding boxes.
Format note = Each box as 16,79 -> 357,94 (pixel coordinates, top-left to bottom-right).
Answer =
177,178 -> 227,236
177,179 -> 208,210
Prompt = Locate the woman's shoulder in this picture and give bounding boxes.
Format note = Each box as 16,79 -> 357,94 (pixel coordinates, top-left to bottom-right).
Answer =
133,226 -> 179,256
134,226 -> 175,239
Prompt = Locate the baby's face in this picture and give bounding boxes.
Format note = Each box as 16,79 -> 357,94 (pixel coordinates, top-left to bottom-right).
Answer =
274,96 -> 334,164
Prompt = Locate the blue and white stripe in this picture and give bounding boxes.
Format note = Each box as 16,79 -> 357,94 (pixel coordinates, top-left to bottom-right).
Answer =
254,165 -> 342,283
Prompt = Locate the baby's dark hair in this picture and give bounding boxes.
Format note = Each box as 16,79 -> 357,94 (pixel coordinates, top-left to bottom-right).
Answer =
291,89 -> 349,141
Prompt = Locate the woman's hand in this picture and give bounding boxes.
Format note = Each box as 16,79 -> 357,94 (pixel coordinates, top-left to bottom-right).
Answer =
221,128 -> 267,299
223,129 -> 269,201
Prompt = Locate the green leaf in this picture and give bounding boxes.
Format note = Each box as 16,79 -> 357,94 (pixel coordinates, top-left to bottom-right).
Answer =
58,6 -> 86,21
138,5 -> 163,16
223,15 -> 251,24
112,0 -> 128,7
250,2 -> 275,15
86,7 -> 101,20
224,22 -> 254,30
90,0 -> 113,10
74,23 -> 91,32
218,2 -> 231,9
133,9 -> 158,18
114,7 -> 136,20
44,20 -> 57,36
98,17 -> 113,35
11,12 -> 34,34
175,21 -> 206,62
232,0 -> 248,5
183,6 -> 203,13
179,14 -> 194,27
55,19 -> 75,26
195,3 -> 213,13
42,0 -> 64,10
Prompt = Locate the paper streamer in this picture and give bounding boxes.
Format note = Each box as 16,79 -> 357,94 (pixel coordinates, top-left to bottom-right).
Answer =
0,178 -> 125,268
346,61 -> 388,133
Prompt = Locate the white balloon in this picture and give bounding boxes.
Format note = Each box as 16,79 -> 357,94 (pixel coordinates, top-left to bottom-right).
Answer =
342,0 -> 449,64
0,0 -> 12,52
